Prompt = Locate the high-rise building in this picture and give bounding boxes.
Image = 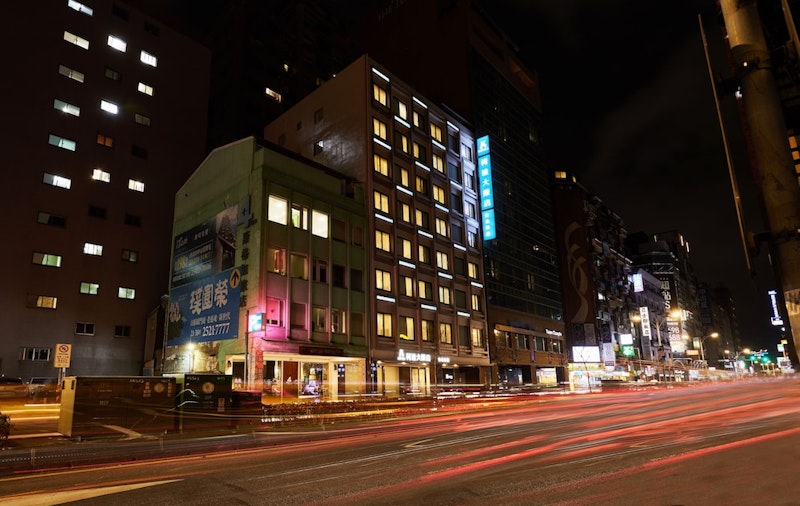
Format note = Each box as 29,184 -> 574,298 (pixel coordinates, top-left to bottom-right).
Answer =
264,55 -> 491,394
0,0 -> 209,377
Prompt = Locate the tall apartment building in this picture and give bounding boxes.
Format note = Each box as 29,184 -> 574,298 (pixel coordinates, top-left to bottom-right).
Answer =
166,137 -> 368,400
264,55 -> 491,394
0,0 -> 209,378
354,0 -> 567,385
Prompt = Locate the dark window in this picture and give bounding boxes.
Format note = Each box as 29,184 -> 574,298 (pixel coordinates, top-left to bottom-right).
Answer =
88,205 -> 107,219
143,21 -> 159,36
105,67 -> 121,81
332,264 -> 346,288
455,290 -> 467,309
114,325 -> 131,337
332,219 -> 346,242
131,145 -> 148,159
112,4 -> 129,20
76,322 -> 95,335
124,213 -> 141,226
38,212 -> 66,227
314,108 -> 323,123
121,249 -> 138,262
459,325 -> 470,346
350,268 -> 363,292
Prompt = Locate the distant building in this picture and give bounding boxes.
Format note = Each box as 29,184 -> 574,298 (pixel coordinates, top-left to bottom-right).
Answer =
0,0 -> 209,377
167,137 -> 369,400
264,55 -> 491,394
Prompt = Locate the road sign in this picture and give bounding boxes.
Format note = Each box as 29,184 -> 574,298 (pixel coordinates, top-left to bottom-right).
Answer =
54,343 -> 72,368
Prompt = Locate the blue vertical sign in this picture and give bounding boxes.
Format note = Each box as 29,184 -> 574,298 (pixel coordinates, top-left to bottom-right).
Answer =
476,135 -> 496,240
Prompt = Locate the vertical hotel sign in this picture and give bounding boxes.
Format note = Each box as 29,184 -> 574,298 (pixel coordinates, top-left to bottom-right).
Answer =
476,135 -> 496,240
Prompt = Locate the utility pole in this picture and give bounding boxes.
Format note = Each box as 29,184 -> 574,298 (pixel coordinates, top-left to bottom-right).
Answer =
719,0 -> 800,368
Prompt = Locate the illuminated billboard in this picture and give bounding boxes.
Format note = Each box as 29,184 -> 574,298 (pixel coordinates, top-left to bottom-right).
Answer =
476,135 -> 496,241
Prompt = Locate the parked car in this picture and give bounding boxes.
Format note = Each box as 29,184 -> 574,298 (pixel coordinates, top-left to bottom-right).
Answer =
0,377 -> 28,399
27,377 -> 59,401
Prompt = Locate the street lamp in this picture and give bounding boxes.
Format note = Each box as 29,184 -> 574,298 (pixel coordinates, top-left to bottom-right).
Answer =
699,332 -> 719,364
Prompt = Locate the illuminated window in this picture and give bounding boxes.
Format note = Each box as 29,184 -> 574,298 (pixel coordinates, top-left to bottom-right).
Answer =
38,212 -> 66,227
374,154 -> 389,176
67,0 -> 93,15
435,218 -> 449,237
468,262 -> 479,279
64,31 -> 89,49
122,249 -> 138,263
375,269 -> 392,292
421,319 -> 434,342
311,210 -> 328,238
100,100 -> 119,114
439,323 -> 452,344
290,254 -> 308,279
43,172 -> 71,189
138,82 -> 154,96
268,195 -> 288,225
433,185 -> 446,204
27,295 -> 57,310
118,287 -> 136,300
415,209 -> 429,229
468,230 -> 478,248
395,132 -> 409,153
471,293 -> 481,311
265,87 -> 282,103
312,307 -> 327,332
400,238 -> 412,259
413,142 -> 426,161
107,35 -> 127,52
377,313 -> 392,338
471,328 -> 485,348
128,179 -> 145,192
49,134 -> 76,151
76,322 -> 95,335
394,98 -> 408,120
79,282 -> 99,295
135,113 -> 151,126
291,204 -> 308,229
418,244 -> 430,264
399,167 -> 410,187
374,191 -> 390,213
436,251 -> 449,270
58,64 -> 84,83
92,168 -> 111,183
375,230 -> 391,253
432,154 -> 444,173
83,242 -> 103,256
97,133 -> 114,147
331,309 -> 346,334
413,111 -> 426,129
54,99 -> 80,116
418,280 -> 432,300
398,202 -> 411,223
399,316 -> 414,341
373,83 -> 387,107
267,247 -> 286,275
140,50 -> 157,67
399,276 -> 414,297
373,118 -> 387,140
430,123 -> 443,142
439,286 -> 451,305
415,176 -> 428,195
32,252 -> 62,267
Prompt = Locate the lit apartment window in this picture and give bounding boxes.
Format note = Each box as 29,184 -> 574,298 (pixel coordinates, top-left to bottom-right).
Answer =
331,309 -> 346,334
268,195 -> 288,225
134,113 -> 151,126
374,191 -> 390,213
468,230 -> 478,248
415,176 -> 427,194
394,98 -> 408,120
413,111 -> 426,129
432,154 -> 444,173
436,251 -> 449,270
92,168 -> 111,182
375,230 -> 391,253
421,319 -> 434,342
395,132 -> 409,154
128,179 -> 145,193
400,276 -> 414,297
312,210 -> 328,238
430,123 -> 443,142
27,294 -> 57,309
439,286 -> 451,305
291,204 -> 308,229
290,254 -> 308,279
58,64 -> 84,83
372,83 -> 387,107
63,30 -> 89,49
471,328 -> 485,348
114,325 -> 132,338
265,297 -> 283,325
265,87 -> 281,103
471,293 -> 481,311
413,142 -> 426,161
67,0 -> 93,15
374,154 -> 389,176
140,50 -> 157,67
48,134 -> 76,151
418,244 -> 431,264
399,167 -> 410,187
468,262 -> 479,279
435,218 -> 449,237
376,269 -> 392,292
418,280 -> 432,300
83,242 -> 103,256
79,282 -> 99,295
465,202 -> 476,219
376,313 -> 392,338
75,322 -> 95,335
100,99 -> 119,114
121,249 -> 138,263
97,133 -> 114,147
32,252 -> 62,267
43,172 -> 72,189
312,307 -> 327,332
107,35 -> 127,52
399,316 -> 414,341
54,99 -> 80,117
433,185 -> 446,205
400,238 -> 412,259
38,212 -> 66,227
398,202 -> 411,223
415,209 -> 429,229
118,287 -> 136,300
373,118 -> 387,140
138,82 -> 154,96
440,323 -> 452,344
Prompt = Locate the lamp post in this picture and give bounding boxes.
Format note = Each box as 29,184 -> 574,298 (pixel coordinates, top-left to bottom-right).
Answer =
699,332 -> 719,364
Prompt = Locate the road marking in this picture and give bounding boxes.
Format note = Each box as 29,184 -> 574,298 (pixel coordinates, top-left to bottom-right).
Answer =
0,479 -> 182,505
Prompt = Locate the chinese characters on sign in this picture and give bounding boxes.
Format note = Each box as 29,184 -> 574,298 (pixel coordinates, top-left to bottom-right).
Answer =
167,267 -> 241,345
476,135 -> 496,241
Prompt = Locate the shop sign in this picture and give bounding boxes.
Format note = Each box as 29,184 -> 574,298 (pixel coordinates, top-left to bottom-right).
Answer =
397,349 -> 431,362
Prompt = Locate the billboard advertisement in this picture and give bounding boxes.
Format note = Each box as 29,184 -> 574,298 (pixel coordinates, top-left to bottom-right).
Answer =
171,205 -> 238,288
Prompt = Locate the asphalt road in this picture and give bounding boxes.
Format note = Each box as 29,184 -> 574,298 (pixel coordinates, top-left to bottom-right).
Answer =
1,377 -> 799,505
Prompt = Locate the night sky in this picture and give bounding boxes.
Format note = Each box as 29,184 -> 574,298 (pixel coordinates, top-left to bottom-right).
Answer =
482,0 -> 782,351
